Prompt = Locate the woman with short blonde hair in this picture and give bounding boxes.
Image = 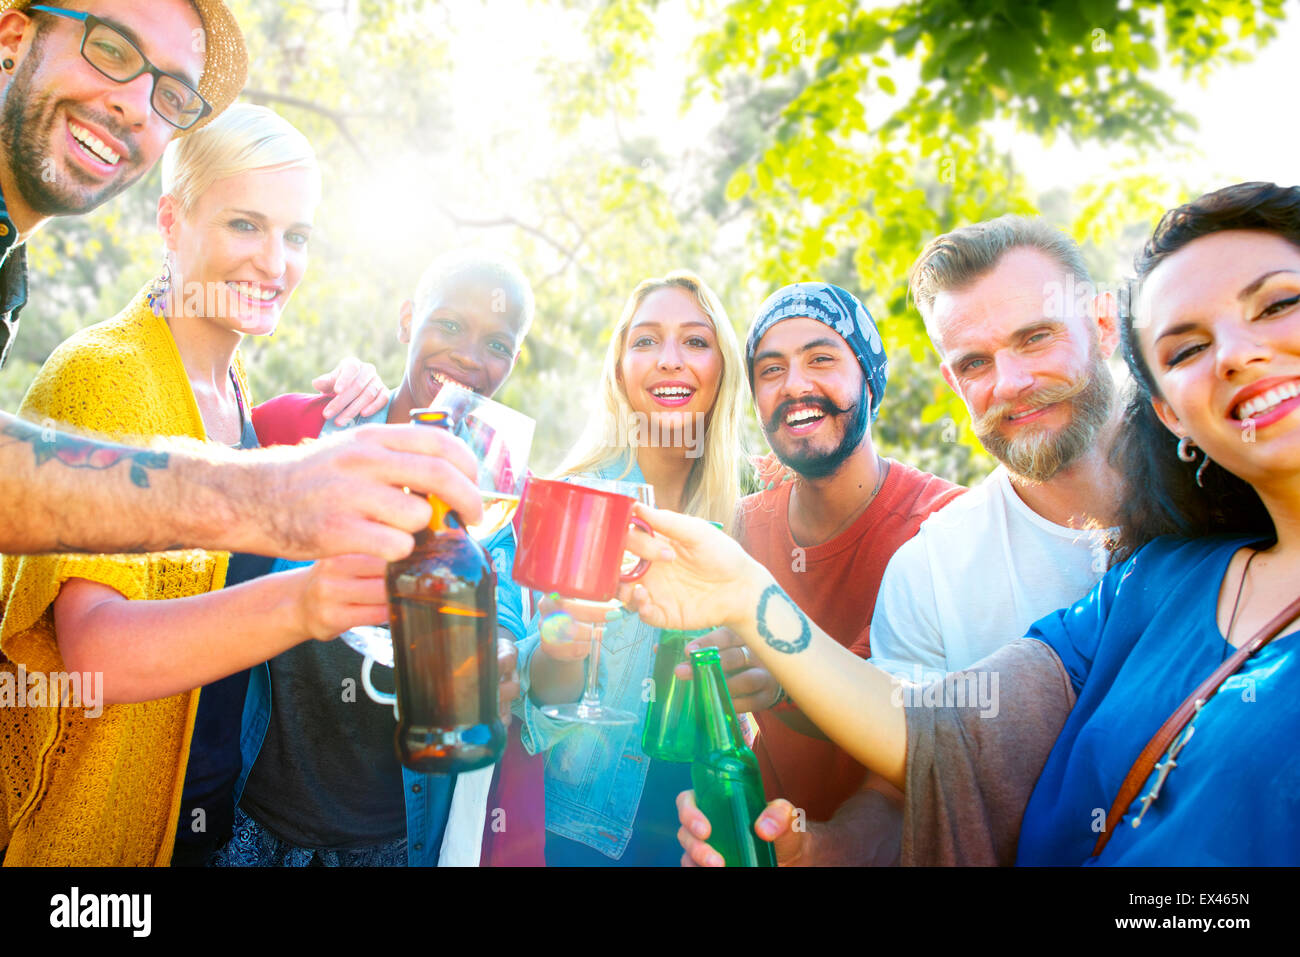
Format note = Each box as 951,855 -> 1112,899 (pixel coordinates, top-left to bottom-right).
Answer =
0,104 -> 384,866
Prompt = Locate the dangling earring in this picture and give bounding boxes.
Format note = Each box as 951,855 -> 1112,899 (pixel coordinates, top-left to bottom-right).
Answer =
148,256 -> 172,317
1176,436 -> 1211,488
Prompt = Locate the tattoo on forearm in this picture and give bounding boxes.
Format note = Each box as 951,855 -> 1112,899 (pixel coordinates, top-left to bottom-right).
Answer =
756,584 -> 812,654
2,420 -> 170,488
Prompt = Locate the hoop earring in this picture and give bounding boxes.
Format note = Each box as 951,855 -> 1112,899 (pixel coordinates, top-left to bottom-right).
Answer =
147,257 -> 172,317
1176,436 -> 1211,487
2,59 -> 14,72
1195,454 -> 1211,489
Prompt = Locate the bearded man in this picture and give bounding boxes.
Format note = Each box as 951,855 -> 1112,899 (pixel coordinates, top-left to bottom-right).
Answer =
677,219 -> 1125,867
866,215 -> 1121,678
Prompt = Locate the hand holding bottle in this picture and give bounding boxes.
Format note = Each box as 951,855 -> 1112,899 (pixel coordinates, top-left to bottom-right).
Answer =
676,790 -> 803,867
671,626 -> 783,713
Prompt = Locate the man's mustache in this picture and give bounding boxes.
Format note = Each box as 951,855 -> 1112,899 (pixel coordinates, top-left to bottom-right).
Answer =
763,394 -> 858,434
973,376 -> 1089,436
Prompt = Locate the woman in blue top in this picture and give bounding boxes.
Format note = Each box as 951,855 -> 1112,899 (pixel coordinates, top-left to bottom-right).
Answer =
515,270 -> 749,864
620,182 -> 1300,865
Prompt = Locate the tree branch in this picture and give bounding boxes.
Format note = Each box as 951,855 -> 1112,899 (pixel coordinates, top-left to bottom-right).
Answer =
241,88 -> 372,162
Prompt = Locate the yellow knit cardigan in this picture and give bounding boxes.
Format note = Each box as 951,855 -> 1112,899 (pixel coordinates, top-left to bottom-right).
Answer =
0,287 -> 250,866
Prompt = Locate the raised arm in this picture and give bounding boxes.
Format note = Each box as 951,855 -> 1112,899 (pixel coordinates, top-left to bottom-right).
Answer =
620,505 -> 908,789
0,413 -> 482,559
54,554 -> 388,705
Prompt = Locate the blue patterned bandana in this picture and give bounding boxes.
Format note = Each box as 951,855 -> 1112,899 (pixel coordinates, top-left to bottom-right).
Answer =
745,282 -> 888,421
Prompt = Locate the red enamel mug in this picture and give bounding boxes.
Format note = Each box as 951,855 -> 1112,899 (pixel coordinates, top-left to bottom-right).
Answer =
513,476 -> 652,601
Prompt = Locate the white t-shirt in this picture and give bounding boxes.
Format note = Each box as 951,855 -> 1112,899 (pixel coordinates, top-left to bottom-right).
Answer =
868,466 -> 1111,680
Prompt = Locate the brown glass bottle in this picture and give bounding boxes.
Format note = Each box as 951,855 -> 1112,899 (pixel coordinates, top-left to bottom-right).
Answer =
386,410 -> 505,774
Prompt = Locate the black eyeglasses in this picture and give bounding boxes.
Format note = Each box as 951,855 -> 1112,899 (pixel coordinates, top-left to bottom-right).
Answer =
29,5 -> 211,130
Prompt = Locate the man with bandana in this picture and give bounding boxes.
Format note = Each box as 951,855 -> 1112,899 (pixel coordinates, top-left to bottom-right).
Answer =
679,221 -> 1122,866
674,282 -> 962,865
0,1 -> 480,561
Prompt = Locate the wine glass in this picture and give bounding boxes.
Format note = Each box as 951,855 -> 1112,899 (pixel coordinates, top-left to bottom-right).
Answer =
539,479 -> 655,727
429,382 -> 535,538
340,385 -> 533,666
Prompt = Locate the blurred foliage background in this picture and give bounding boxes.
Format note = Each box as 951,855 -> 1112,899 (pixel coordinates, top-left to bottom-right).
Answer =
6,0 -> 1291,489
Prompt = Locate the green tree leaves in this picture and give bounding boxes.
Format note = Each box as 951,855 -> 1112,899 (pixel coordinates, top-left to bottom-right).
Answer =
8,0 -> 1286,488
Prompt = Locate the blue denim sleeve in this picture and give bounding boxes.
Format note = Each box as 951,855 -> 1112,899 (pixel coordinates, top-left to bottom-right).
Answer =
484,524 -> 592,752
514,608 -> 609,757
483,525 -> 525,642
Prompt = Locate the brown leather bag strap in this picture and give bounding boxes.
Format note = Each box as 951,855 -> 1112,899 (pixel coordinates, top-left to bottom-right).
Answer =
1091,591 -> 1300,859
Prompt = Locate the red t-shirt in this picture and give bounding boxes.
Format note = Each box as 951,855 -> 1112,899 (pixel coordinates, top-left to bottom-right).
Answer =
251,392 -> 332,447
736,461 -> 963,822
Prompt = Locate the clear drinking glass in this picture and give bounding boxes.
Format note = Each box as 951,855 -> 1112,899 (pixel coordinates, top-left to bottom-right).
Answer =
430,382 -> 535,538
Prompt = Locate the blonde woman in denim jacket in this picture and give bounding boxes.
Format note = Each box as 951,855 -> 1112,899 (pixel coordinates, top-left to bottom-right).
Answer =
514,272 -> 747,864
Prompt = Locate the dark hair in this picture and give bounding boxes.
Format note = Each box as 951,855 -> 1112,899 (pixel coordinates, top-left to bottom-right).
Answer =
1111,182 -> 1300,560
414,250 -> 536,338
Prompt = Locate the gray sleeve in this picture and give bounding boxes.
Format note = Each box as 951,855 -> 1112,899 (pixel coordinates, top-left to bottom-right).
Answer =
901,638 -> 1076,866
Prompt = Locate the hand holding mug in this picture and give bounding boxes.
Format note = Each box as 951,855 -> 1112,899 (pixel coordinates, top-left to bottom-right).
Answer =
536,593 -> 616,662
512,477 -> 652,601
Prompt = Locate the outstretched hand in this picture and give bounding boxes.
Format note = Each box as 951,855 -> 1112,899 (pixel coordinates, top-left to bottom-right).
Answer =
749,452 -> 795,490
257,423 -> 484,562
616,504 -> 771,634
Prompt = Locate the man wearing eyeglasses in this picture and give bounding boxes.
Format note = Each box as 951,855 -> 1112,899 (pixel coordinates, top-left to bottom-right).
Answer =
0,0 -> 484,562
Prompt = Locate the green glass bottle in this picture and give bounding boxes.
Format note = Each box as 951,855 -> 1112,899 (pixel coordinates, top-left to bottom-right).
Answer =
689,647 -> 776,867
641,626 -> 709,762
641,521 -> 724,763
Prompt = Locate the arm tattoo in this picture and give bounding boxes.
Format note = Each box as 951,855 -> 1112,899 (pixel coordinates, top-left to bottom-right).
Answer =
756,584 -> 812,654
1,419 -> 170,489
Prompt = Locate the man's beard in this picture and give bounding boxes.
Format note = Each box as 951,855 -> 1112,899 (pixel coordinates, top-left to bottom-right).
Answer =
763,380 -> 870,480
974,349 -> 1115,483
1,45 -> 143,216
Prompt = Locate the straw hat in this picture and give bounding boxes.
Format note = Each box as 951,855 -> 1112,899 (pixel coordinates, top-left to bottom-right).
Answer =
0,0 -> 248,134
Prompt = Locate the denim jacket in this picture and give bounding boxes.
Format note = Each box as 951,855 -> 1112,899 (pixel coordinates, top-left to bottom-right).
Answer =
512,460 -> 662,860
234,398 -> 526,866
